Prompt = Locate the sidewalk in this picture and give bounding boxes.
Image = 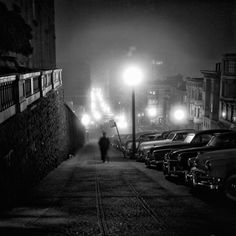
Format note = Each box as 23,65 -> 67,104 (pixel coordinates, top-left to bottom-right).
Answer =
0,143 -> 127,235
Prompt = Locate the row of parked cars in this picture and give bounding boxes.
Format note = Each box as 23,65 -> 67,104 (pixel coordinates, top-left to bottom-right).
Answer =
111,128 -> 236,202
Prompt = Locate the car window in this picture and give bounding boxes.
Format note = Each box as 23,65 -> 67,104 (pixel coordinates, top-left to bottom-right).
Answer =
173,132 -> 189,141
184,133 -> 195,143
191,134 -> 213,145
162,133 -> 169,139
209,134 -> 236,147
167,133 -> 175,140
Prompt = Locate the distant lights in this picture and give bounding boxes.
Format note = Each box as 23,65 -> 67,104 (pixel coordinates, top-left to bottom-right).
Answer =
115,114 -> 128,129
222,111 -> 226,118
169,105 -> 188,124
81,114 -> 91,126
147,106 -> 157,117
93,111 -> 102,120
152,60 -> 163,65
175,110 -> 185,121
90,87 -> 113,121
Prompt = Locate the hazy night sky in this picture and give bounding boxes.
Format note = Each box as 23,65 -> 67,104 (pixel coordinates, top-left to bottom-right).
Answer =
55,0 -> 236,96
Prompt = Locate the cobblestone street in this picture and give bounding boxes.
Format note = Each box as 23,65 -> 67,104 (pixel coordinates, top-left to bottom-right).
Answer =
0,143 -> 236,236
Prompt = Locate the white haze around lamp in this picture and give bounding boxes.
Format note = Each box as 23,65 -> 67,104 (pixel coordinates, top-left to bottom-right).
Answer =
169,105 -> 188,125
81,114 -> 91,127
123,65 -> 143,86
147,106 -> 157,118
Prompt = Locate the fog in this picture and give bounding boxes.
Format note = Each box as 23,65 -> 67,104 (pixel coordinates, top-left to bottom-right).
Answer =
55,0 -> 236,98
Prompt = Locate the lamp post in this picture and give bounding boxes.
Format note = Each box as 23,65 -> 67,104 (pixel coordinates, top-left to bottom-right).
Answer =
123,65 -> 143,159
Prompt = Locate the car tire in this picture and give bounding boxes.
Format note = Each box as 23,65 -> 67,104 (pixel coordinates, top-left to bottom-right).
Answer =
224,174 -> 236,202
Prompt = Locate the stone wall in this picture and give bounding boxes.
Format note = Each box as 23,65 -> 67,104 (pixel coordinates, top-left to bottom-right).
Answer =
0,87 -> 85,206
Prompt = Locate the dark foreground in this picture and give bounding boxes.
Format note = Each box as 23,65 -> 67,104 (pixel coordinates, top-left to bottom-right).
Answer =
0,143 -> 236,236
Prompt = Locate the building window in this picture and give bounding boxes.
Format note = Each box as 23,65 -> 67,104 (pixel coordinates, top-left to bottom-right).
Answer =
224,60 -> 236,75
222,79 -> 236,98
198,90 -> 202,100
221,102 -> 226,119
227,104 -> 231,121
233,106 -> 236,123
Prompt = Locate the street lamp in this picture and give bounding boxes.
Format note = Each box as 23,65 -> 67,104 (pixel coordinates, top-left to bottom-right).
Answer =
123,65 -> 143,159
169,105 -> 188,126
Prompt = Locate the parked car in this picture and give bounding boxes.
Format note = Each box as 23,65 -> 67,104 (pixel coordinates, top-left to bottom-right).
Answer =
113,134 -> 130,152
145,129 -> 229,168
122,131 -> 162,158
187,148 -> 236,202
137,129 -> 195,162
137,132 -> 162,142
163,131 -> 236,179
123,140 -> 140,158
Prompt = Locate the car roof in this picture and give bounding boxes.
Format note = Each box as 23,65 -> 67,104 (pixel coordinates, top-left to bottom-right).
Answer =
194,129 -> 232,135
168,129 -> 195,134
214,131 -> 236,137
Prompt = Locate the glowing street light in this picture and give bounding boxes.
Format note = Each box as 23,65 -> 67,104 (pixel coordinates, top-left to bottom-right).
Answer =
123,65 -> 143,159
115,114 -> 128,130
173,109 -> 185,121
93,111 -> 102,121
169,105 -> 188,125
147,106 -> 157,118
81,114 -> 91,127
123,65 -> 143,86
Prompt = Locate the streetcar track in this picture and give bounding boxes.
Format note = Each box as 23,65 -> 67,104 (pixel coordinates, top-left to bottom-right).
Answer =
121,176 -> 166,231
95,169 -> 110,236
94,163 -> 167,232
33,194 -> 192,199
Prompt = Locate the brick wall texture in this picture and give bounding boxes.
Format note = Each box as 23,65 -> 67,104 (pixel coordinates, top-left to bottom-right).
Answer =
0,88 -> 85,206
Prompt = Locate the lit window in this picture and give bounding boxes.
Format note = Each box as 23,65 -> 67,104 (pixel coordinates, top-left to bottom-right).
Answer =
224,60 -> 236,75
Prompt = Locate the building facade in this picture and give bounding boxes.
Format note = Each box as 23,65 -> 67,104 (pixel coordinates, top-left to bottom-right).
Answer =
200,54 -> 236,130
186,77 -> 204,130
146,81 -> 171,128
201,63 -> 221,130
219,53 -> 236,129
1,0 -> 56,69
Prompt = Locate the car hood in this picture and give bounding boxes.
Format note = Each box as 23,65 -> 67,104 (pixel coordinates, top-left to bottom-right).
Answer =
150,142 -> 191,152
139,139 -> 179,149
172,145 -> 231,155
197,148 -> 236,162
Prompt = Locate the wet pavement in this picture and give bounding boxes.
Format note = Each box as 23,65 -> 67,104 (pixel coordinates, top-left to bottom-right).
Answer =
0,142 -> 236,236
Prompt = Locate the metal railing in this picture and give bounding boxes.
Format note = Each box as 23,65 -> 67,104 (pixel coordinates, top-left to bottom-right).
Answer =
0,75 -> 17,112
0,69 -> 62,124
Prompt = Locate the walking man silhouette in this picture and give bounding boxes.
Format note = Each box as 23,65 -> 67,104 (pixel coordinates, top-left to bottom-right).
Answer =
98,132 -> 110,163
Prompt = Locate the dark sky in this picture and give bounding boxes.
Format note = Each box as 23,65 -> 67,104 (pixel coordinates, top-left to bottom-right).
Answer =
55,0 -> 236,95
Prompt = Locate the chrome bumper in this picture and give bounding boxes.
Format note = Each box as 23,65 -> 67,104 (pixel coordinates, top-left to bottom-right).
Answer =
163,160 -> 185,176
190,167 -> 222,190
